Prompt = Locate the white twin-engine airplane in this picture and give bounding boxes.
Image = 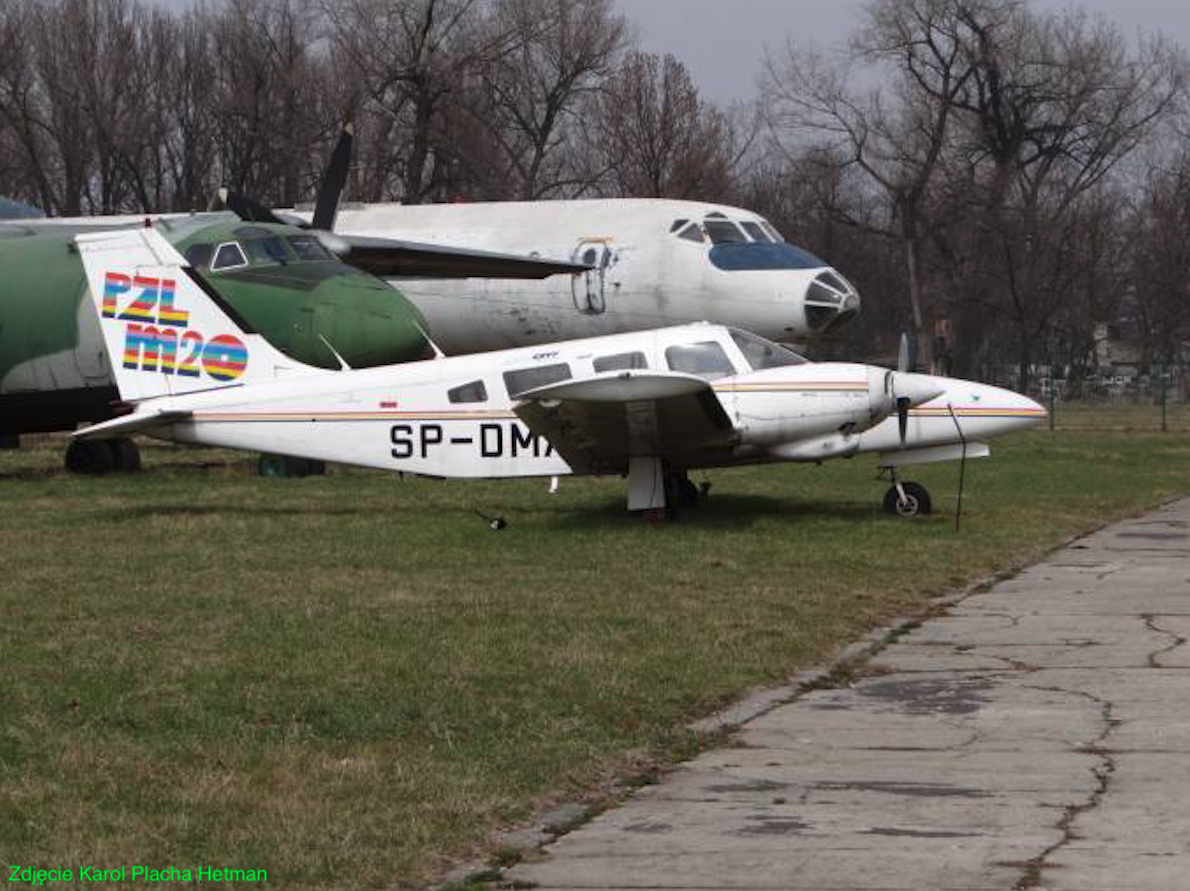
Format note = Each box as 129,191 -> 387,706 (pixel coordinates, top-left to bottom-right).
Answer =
74,229 -> 1046,515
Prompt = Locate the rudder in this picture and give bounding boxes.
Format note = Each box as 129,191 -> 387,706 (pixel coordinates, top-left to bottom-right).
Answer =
76,228 -> 308,402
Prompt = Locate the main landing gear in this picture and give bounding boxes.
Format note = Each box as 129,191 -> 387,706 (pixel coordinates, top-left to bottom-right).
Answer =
880,467 -> 932,518
64,437 -> 141,474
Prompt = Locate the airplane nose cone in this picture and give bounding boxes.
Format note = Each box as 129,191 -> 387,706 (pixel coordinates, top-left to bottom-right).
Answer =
804,269 -> 861,332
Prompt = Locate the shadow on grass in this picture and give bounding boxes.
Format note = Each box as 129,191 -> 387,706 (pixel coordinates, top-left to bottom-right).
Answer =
90,503 -> 370,521
552,493 -> 878,530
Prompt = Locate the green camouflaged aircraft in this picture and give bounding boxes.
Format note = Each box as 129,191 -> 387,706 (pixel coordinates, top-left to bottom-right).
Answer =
0,132 -> 584,473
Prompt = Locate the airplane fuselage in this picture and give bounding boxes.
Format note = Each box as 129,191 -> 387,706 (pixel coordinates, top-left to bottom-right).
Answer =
118,323 -> 1043,481
324,198 -> 861,353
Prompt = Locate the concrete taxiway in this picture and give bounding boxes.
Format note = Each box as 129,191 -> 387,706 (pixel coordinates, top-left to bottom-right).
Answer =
507,498 -> 1190,890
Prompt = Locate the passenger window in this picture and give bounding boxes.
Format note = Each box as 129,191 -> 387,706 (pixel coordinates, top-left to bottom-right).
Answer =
593,352 -> 648,373
287,234 -> 334,262
185,243 -> 214,268
741,221 -> 773,243
677,223 -> 705,243
504,363 -> 572,398
448,380 -> 488,404
669,218 -> 689,232
704,220 -> 748,245
211,242 -> 248,271
665,342 -> 737,379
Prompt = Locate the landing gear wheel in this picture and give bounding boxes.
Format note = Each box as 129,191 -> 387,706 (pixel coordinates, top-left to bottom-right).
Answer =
109,438 -> 141,473
883,481 -> 932,517
257,454 -> 327,478
665,472 -> 701,509
65,439 -> 115,475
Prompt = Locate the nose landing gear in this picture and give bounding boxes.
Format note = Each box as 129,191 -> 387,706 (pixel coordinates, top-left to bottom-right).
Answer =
879,468 -> 932,517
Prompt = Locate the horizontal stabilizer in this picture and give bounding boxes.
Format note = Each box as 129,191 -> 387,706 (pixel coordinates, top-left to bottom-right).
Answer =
335,234 -> 591,279
517,371 -> 708,403
74,409 -> 192,440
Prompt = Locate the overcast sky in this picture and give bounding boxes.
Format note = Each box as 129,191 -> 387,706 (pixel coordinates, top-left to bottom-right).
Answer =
618,0 -> 1188,104
144,0 -> 1189,106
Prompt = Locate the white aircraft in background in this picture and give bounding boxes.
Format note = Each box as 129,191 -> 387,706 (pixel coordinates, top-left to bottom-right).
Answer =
310,198 -> 861,353
74,228 -> 1044,515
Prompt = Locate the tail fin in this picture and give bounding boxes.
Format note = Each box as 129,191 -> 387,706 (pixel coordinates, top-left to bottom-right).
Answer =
76,228 -> 311,402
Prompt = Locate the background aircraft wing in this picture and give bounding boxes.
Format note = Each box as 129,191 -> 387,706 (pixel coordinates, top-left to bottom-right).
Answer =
335,234 -> 590,279
513,371 -> 737,474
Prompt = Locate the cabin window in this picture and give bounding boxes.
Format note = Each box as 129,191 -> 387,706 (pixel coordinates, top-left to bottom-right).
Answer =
448,380 -> 489,404
593,351 -> 648,373
669,218 -> 689,232
211,242 -> 248,271
665,342 -> 736,380
703,220 -> 748,245
504,363 -> 572,398
741,221 -> 773,243
184,243 -> 214,268
244,235 -> 292,265
287,234 -> 334,262
677,223 -> 705,243
730,329 -> 807,370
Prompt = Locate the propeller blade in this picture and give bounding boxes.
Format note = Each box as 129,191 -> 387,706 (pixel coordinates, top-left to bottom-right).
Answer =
897,396 -> 910,444
947,404 -> 968,532
222,190 -> 284,225
898,333 -> 910,373
312,124 -> 354,231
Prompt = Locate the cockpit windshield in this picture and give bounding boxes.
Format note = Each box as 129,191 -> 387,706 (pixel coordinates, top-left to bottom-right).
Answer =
730,329 -> 808,370
741,221 -> 773,243
244,235 -> 293,265
703,219 -> 748,245
709,242 -> 827,271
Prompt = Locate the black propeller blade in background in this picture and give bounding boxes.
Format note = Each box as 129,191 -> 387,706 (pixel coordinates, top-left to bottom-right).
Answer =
312,125 -> 353,232
214,188 -> 285,226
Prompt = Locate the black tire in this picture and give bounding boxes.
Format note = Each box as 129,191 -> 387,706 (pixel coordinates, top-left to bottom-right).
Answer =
883,481 -> 932,517
108,438 -> 141,473
65,439 -> 116,475
665,473 -> 700,509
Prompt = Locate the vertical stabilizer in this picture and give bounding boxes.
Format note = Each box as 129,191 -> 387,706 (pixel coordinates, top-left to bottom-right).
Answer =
76,228 -> 312,402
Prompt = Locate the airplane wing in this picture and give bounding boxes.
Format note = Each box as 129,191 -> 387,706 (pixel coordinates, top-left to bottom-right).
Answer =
513,371 -> 737,474
335,234 -> 590,279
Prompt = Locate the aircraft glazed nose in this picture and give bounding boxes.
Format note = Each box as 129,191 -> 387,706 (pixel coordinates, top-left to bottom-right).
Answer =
804,269 -> 861,332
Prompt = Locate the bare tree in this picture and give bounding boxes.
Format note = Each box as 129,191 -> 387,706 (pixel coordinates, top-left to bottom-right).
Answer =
472,0 -> 627,199
596,51 -> 739,199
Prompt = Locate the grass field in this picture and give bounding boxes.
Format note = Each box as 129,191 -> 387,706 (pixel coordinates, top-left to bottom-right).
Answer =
2,419 -> 1189,889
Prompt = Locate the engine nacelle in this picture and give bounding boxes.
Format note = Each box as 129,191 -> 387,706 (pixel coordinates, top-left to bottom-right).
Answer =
767,432 -> 860,463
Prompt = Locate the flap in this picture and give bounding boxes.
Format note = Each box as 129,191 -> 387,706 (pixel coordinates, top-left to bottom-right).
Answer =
338,234 -> 591,279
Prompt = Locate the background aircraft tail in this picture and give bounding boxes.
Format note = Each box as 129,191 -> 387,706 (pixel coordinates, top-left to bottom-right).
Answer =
76,228 -> 313,403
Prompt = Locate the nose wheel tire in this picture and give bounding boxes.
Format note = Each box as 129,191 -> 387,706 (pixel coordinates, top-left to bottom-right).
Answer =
665,473 -> 701,510
883,481 -> 932,517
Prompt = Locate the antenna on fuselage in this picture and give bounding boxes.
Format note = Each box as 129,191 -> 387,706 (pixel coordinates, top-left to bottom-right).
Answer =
414,322 -> 446,360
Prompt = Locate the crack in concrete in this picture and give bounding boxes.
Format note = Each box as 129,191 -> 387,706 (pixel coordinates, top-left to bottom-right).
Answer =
1143,614 -> 1187,668
1011,685 -> 1121,888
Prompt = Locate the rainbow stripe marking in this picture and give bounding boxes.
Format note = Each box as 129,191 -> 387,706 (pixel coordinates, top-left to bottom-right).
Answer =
155,280 -> 190,328
201,335 -> 249,381
102,272 -> 130,318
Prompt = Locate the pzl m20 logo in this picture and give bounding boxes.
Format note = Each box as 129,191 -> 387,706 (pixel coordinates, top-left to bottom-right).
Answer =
102,272 -> 248,382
